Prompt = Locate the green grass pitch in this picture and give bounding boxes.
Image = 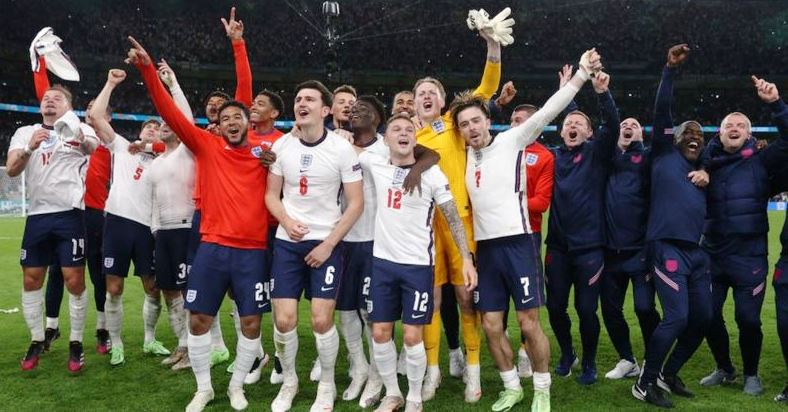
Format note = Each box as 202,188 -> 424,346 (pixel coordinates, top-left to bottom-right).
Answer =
0,215 -> 785,411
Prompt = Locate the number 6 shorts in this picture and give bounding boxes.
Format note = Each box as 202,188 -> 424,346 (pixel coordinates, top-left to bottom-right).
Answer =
270,238 -> 344,300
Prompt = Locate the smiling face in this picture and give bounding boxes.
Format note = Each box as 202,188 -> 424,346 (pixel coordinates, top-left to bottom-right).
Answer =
618,117 -> 643,149
218,105 -> 249,146
719,112 -> 751,153
677,122 -> 705,162
331,92 -> 356,124
414,81 -> 445,122
350,100 -> 378,131
294,88 -> 330,128
385,117 -> 417,159
456,106 -> 491,150
159,123 -> 175,142
250,94 -> 277,124
560,112 -> 593,148
392,91 -> 416,117
40,89 -> 71,119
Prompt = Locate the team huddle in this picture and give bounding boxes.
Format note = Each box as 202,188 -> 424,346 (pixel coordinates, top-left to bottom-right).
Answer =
7,6 -> 788,412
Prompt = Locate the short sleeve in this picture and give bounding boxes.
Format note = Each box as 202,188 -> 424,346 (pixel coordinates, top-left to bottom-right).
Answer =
9,126 -> 32,153
269,135 -> 286,176
428,165 -> 453,205
105,134 -> 130,153
339,141 -> 363,183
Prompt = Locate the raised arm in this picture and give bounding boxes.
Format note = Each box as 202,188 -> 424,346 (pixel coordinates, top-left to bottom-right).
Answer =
591,72 -> 621,160
510,50 -> 599,147
471,30 -> 502,100
558,64 -> 579,118
222,7 -> 252,107
88,70 -> 125,145
652,44 -> 688,152
754,77 -> 788,172
157,59 -> 194,122
127,37 -> 206,154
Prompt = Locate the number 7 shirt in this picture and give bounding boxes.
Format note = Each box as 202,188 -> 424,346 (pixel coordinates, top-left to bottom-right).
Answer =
104,135 -> 155,227
359,152 -> 453,266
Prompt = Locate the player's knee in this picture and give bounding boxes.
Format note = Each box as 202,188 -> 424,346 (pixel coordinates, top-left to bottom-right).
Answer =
311,314 -> 334,334
402,328 -> 422,347
239,316 -> 262,339
481,314 -> 504,336
64,276 -> 85,294
189,313 -> 213,335
274,315 -> 297,333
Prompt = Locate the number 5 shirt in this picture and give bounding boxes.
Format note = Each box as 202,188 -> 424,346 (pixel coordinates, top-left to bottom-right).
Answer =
104,135 -> 155,227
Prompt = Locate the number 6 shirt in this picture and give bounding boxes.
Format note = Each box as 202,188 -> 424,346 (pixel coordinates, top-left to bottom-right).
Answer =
104,135 -> 155,227
269,129 -> 362,242
359,151 -> 453,266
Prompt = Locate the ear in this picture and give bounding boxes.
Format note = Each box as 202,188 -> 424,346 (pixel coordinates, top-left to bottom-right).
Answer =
270,109 -> 280,120
321,106 -> 331,118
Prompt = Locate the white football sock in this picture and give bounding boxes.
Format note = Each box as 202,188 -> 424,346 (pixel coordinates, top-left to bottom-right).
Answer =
46,316 -> 59,330
405,342 -> 427,403
142,294 -> 161,344
230,333 -> 261,389
68,290 -> 87,342
315,325 -> 340,384
339,310 -> 368,375
373,339 -> 401,398
22,289 -> 45,342
188,331 -> 213,392
500,367 -> 521,391
167,296 -> 188,347
533,371 -> 552,392
96,311 -> 106,330
210,314 -> 227,352
105,292 -> 124,350
274,326 -> 299,385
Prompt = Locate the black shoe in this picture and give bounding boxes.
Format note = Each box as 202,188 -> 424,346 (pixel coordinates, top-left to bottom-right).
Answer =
658,374 -> 694,398
21,341 -> 45,370
44,327 -> 60,352
96,329 -> 111,354
633,380 -> 673,408
776,384 -> 788,403
68,341 -> 85,372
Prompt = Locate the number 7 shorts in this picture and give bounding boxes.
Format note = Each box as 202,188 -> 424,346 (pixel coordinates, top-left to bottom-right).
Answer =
474,233 -> 545,312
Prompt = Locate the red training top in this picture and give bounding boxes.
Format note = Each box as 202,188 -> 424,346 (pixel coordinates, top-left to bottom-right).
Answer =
525,141 -> 554,234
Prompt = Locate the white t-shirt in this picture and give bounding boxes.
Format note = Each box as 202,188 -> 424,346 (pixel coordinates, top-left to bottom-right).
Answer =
466,80 -> 582,241
8,123 -> 98,215
149,143 -> 195,232
360,152 -> 453,265
270,130 -> 362,241
343,136 -> 389,242
104,135 -> 156,227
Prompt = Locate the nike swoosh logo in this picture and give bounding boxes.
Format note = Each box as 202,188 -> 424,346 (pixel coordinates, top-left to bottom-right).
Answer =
72,257 -> 84,262
299,169 -> 308,173
412,314 -> 425,319
321,287 -> 334,292
176,280 -> 187,285
521,297 -> 534,305
257,303 -> 269,308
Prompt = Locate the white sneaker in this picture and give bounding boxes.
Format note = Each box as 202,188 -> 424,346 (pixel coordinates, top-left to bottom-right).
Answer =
310,358 -> 322,382
270,355 -> 284,384
463,365 -> 481,403
373,395 -> 404,412
310,381 -> 337,412
343,371 -> 369,400
449,348 -> 466,378
244,353 -> 269,385
404,400 -> 423,412
271,382 -> 299,412
227,387 -> 248,411
518,348 -> 533,378
358,376 -> 383,408
396,348 -> 406,376
605,358 -> 640,380
421,366 -> 441,401
185,389 -> 214,412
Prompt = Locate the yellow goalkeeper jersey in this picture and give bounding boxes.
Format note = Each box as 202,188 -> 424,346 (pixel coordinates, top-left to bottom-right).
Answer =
416,60 -> 501,218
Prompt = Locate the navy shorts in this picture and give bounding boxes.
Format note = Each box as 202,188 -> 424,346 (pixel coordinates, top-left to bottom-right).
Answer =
367,257 -> 434,325
474,234 -> 545,312
20,209 -> 85,268
154,228 -> 190,290
270,239 -> 344,300
185,242 -> 269,316
186,210 -> 201,265
102,213 -> 154,277
337,241 -> 373,311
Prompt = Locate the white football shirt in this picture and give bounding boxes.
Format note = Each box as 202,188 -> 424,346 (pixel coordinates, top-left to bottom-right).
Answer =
149,143 -> 195,232
343,136 -> 389,242
466,80 -> 581,240
8,123 -> 98,215
104,135 -> 156,227
270,130 -> 362,241
360,152 -> 453,265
